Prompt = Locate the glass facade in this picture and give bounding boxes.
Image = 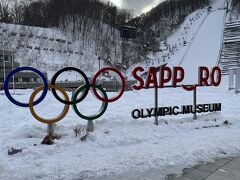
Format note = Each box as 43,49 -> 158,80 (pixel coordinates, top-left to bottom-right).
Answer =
18,78 -> 23,82
0,50 -> 47,86
0,55 -> 12,62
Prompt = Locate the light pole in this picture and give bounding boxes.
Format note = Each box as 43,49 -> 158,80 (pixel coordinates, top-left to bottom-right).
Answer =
3,50 -> 5,83
12,51 -> 15,94
98,57 -> 101,70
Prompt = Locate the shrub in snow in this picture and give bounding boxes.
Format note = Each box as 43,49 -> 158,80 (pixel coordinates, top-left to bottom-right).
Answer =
41,134 -> 62,145
73,126 -> 89,141
8,147 -> 22,155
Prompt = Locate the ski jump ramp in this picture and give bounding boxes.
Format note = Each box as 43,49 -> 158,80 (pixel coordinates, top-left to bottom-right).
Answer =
180,10 -> 226,84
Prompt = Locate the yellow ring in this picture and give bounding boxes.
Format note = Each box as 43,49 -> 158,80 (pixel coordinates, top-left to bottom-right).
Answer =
29,84 -> 70,125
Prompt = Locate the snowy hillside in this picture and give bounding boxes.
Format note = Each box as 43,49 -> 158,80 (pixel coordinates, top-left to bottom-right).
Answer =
0,22 -> 121,76
132,0 -> 227,82
126,8 -> 209,77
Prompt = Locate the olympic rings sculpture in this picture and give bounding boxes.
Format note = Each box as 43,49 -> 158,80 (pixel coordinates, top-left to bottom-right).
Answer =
4,67 -> 126,125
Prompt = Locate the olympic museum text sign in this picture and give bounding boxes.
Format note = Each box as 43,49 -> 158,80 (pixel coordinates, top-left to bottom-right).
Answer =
132,103 -> 222,119
3,66 -> 221,127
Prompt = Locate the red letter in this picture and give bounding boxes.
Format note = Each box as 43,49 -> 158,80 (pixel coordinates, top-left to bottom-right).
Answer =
199,67 -> 210,86
146,67 -> 158,89
172,67 -> 184,87
132,67 -> 144,90
160,67 -> 172,88
211,66 -> 221,86
182,84 -> 197,91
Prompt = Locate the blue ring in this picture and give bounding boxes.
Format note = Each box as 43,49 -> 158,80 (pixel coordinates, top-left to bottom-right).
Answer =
4,67 -> 48,107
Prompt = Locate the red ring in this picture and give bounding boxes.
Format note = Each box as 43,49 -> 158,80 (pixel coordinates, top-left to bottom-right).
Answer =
92,67 -> 126,103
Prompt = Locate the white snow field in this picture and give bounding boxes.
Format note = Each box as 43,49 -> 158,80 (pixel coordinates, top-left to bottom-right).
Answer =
1,76 -> 240,179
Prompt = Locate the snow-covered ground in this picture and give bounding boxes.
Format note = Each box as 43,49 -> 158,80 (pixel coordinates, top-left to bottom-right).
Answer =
1,76 -> 240,179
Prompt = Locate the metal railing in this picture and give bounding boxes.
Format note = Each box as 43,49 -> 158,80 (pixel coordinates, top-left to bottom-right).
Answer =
0,80 -> 137,92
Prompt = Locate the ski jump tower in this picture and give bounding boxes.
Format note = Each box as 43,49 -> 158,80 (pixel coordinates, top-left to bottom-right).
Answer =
219,21 -> 240,74
219,0 -> 240,74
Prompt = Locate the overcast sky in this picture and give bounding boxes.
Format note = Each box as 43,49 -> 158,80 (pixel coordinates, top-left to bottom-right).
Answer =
103,0 -> 166,16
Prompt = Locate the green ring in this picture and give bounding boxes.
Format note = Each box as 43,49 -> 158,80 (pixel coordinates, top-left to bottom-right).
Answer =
72,84 -> 108,121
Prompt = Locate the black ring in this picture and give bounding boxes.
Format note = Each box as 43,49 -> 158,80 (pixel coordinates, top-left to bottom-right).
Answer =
51,67 -> 90,105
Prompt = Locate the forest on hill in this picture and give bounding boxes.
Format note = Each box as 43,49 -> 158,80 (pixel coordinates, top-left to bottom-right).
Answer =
229,0 -> 240,21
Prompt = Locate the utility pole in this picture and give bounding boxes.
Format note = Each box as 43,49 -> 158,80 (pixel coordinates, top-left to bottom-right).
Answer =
155,87 -> 159,126
193,88 -> 197,120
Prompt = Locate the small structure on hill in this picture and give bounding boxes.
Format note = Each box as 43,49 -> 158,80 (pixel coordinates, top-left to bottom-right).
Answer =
119,26 -> 137,39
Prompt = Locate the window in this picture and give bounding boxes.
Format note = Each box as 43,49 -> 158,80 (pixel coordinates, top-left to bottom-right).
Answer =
4,56 -> 9,62
37,78 -> 41,82
30,78 -> 35,82
0,55 -> 13,62
18,78 -> 23,82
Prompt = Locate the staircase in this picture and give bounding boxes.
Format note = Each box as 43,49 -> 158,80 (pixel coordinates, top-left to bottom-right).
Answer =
219,21 -> 240,74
